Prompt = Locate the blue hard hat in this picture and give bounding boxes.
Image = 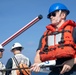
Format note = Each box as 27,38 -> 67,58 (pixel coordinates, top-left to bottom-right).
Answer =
47,3 -> 70,18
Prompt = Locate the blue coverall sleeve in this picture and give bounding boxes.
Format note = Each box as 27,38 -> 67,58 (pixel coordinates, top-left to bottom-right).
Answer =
36,35 -> 43,51
5,58 -> 12,75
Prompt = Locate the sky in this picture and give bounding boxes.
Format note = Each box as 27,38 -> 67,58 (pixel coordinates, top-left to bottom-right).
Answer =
0,0 -> 76,67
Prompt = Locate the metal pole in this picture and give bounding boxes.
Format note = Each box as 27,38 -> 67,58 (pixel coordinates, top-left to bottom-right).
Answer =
1,15 -> 43,47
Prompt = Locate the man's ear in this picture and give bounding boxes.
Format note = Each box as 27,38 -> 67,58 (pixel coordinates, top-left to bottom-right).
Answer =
61,12 -> 66,19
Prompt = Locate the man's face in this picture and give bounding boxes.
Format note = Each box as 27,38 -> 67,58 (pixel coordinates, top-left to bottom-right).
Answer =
0,49 -> 4,58
49,11 -> 62,25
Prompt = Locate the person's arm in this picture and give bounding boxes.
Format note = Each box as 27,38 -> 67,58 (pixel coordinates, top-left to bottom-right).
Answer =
60,58 -> 74,74
60,27 -> 76,74
30,50 -> 41,72
34,50 -> 41,63
74,58 -> 76,64
5,58 -> 12,75
30,36 -> 43,72
34,35 -> 43,63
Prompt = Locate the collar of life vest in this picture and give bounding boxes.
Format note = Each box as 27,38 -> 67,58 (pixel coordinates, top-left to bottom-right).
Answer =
46,20 -> 76,31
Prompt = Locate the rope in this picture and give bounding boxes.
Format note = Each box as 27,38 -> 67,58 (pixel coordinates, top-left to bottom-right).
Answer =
0,67 -> 30,72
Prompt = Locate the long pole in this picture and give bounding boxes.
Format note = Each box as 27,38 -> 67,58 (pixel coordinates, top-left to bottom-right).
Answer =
1,15 -> 43,47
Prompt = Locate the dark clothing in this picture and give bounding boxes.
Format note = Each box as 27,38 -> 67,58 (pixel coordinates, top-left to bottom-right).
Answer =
37,35 -> 43,50
5,58 -> 12,75
49,65 -> 76,75
73,27 -> 76,43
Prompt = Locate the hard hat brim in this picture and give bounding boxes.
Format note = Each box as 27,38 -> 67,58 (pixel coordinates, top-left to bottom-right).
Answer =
11,47 -> 24,51
47,10 -> 70,19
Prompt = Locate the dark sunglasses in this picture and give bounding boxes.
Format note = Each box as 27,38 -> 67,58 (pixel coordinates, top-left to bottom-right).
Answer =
50,12 -> 56,17
0,49 -> 4,52
48,12 -> 56,18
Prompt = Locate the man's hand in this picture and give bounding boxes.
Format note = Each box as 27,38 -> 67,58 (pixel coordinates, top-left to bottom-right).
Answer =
30,63 -> 40,72
60,59 -> 74,74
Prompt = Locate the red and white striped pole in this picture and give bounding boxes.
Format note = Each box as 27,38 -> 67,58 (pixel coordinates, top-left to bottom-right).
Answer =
1,15 -> 43,47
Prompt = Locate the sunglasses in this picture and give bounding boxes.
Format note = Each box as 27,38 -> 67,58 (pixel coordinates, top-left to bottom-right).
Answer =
48,12 -> 57,18
50,12 -> 56,17
0,49 -> 4,52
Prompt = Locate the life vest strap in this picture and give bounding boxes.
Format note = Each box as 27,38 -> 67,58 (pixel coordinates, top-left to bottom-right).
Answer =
43,30 -> 71,37
40,44 -> 76,54
58,44 -> 76,50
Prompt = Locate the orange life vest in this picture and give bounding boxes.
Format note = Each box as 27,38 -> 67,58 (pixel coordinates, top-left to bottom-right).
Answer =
16,63 -> 31,75
39,20 -> 76,62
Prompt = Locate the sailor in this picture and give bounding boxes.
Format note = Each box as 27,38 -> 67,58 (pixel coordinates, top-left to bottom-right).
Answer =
5,42 -> 31,75
30,3 -> 76,75
0,44 -> 5,75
